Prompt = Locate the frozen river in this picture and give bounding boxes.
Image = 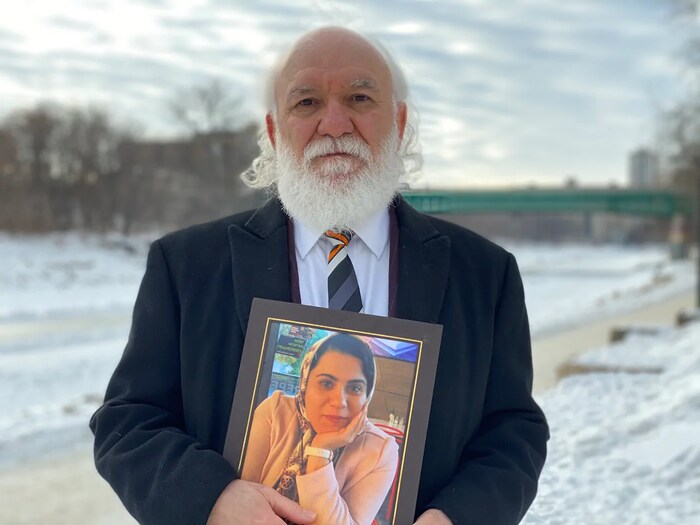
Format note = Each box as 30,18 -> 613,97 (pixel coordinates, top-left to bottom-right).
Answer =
0,232 -> 695,467
1,232 -> 699,524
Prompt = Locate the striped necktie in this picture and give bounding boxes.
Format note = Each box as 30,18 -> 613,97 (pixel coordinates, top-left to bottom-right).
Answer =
324,230 -> 363,312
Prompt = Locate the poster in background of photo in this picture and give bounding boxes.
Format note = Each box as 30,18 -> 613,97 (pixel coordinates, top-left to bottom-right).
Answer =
224,299 -> 443,525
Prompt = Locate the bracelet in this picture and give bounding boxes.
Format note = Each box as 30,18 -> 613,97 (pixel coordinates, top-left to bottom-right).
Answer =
304,446 -> 334,461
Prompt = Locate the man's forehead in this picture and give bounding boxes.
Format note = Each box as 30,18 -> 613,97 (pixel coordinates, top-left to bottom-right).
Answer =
281,57 -> 389,83
276,30 -> 392,96
285,29 -> 386,68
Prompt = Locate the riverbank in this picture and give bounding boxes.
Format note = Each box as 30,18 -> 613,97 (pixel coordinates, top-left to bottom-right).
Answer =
0,439 -> 134,525
531,289 -> 696,393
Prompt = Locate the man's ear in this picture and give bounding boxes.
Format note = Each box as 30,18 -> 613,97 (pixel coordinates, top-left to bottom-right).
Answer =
396,102 -> 408,144
266,112 -> 277,149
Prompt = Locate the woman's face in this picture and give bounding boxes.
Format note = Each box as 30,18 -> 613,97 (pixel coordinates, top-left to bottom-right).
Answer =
304,350 -> 368,434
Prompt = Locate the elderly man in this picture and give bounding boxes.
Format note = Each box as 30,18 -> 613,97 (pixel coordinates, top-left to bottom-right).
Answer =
91,27 -> 548,525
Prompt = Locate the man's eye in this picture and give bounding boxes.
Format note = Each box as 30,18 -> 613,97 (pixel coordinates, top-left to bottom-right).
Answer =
352,94 -> 370,103
297,98 -> 315,107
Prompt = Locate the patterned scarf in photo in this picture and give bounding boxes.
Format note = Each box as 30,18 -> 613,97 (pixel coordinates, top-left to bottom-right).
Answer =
273,338 -> 325,503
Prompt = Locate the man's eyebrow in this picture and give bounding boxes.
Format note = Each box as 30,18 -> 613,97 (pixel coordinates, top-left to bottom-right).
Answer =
286,85 -> 316,101
286,80 -> 378,102
350,78 -> 378,91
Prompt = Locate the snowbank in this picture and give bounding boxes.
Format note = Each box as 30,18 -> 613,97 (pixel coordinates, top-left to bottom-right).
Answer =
525,321 -> 700,524
0,232 -> 151,320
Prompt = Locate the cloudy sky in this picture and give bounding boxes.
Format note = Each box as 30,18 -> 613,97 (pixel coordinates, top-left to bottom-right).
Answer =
0,0 -> 693,188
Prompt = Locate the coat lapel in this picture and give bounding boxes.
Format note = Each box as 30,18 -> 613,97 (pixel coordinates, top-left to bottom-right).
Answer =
393,197 -> 451,324
228,198 -> 292,333
227,196 -> 449,330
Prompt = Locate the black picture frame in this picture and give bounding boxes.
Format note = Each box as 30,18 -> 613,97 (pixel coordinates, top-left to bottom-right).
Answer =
223,298 -> 443,525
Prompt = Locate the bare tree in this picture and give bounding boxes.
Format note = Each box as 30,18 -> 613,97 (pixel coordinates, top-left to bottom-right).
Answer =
661,0 -> 700,197
1,103 -> 143,232
664,0 -> 700,305
0,95 -> 260,233
5,103 -> 61,185
2,104 -> 63,229
53,107 -> 124,229
670,1 -> 700,77
166,79 -> 261,224
169,79 -> 245,135
0,128 -> 17,180
664,100 -> 700,186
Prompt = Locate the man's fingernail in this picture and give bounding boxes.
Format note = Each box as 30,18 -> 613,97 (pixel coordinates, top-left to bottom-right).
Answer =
303,510 -> 316,519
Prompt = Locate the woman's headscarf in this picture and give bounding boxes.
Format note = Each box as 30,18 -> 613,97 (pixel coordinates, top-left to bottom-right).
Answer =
274,333 -> 377,503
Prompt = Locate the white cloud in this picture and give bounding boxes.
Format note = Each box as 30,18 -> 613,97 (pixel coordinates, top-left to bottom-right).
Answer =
0,0 -> 685,186
480,142 -> 509,162
446,40 -> 481,56
385,21 -> 425,35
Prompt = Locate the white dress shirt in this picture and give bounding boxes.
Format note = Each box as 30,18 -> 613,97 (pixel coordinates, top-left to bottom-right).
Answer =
293,209 -> 390,317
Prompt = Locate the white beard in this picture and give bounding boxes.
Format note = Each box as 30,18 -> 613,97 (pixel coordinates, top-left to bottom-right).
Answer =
275,129 -> 404,233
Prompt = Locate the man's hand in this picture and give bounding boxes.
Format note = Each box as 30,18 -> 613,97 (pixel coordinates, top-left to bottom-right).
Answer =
206,479 -> 316,525
414,508 -> 453,525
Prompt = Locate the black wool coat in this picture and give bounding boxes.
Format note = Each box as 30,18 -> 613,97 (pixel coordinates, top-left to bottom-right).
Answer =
90,197 -> 549,525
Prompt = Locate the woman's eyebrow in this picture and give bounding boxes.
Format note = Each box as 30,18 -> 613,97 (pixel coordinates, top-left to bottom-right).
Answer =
316,373 -> 366,385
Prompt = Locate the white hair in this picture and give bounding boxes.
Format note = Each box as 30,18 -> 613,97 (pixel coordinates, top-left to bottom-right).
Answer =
241,28 -> 422,190
276,130 -> 404,232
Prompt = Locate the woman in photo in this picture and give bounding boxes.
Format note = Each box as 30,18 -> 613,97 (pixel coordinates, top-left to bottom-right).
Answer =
241,333 -> 399,525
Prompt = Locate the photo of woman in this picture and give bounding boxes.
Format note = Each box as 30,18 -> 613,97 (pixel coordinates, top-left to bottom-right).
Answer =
241,332 -> 399,525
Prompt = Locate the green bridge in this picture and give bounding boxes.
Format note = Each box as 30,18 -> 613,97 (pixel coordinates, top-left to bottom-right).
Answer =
401,189 -> 691,218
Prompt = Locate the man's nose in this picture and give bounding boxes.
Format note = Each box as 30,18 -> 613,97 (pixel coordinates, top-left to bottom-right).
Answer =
317,100 -> 354,138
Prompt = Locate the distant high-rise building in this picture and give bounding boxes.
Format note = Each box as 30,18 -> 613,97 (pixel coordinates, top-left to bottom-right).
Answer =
628,148 -> 659,188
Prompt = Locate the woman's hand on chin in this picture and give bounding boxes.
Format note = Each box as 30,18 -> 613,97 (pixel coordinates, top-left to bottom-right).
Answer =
312,404 -> 368,451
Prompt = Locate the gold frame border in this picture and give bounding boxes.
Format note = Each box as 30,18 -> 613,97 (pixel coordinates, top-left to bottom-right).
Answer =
237,315 -> 424,525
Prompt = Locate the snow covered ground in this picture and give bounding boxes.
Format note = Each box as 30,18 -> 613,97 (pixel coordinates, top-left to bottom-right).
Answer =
0,232 -> 698,523
511,241 -> 695,336
1,232 -> 693,330
0,232 -> 152,320
524,320 -> 700,525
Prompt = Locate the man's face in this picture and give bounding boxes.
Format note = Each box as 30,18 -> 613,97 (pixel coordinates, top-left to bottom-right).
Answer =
269,30 -> 406,183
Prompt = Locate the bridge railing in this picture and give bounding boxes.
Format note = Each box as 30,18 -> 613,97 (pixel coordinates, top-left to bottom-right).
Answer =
400,189 -> 692,218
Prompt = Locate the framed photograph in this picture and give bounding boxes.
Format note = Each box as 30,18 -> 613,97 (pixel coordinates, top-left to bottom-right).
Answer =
223,298 -> 443,525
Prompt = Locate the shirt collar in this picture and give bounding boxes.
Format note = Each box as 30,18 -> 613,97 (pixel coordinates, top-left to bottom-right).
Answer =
294,208 -> 390,260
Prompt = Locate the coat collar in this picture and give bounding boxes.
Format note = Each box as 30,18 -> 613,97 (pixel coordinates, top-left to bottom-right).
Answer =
227,195 -> 450,333
392,196 -> 451,324
228,198 -> 292,333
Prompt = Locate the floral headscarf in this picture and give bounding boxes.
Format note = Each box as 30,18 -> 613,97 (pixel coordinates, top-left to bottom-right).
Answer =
274,333 -> 376,503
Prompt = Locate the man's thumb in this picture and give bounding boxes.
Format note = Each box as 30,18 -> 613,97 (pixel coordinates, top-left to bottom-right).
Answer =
265,490 -> 316,523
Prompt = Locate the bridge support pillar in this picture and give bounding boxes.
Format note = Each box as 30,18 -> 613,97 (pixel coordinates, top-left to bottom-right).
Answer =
583,212 -> 593,240
669,213 -> 689,260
